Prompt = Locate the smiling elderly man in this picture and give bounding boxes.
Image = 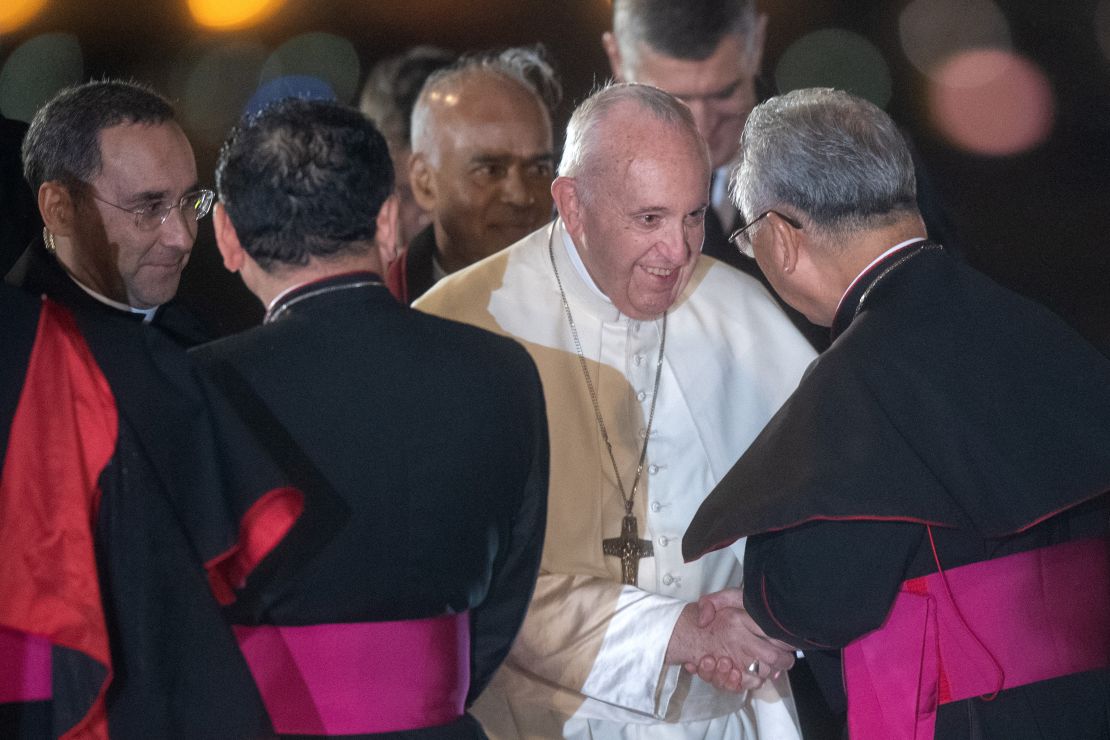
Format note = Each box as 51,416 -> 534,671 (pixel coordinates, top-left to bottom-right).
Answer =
6,79 -> 213,346
415,82 -> 814,739
386,47 -> 558,304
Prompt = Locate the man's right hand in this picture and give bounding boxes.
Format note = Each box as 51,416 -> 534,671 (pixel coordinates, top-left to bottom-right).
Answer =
665,588 -> 796,693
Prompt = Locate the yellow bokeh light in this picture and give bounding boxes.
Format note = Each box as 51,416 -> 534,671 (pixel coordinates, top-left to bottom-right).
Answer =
0,0 -> 48,34
188,0 -> 284,30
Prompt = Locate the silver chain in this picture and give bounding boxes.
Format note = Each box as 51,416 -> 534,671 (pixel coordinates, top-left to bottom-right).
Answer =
853,243 -> 942,320
265,280 -> 382,324
548,228 -> 666,516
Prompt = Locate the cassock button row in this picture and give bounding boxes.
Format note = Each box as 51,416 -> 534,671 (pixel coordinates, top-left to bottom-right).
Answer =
650,501 -> 661,512
658,536 -> 669,547
634,354 -> 644,366
648,464 -> 659,475
636,391 -> 647,401
662,574 -> 674,586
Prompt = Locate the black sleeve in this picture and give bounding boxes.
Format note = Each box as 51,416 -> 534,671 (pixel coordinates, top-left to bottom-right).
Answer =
466,358 -> 550,704
743,519 -> 925,649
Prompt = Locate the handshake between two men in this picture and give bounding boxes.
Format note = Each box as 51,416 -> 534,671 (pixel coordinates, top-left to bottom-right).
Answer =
665,588 -> 796,693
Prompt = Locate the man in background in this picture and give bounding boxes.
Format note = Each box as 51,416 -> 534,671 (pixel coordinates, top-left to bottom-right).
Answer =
195,98 -> 548,736
387,46 -> 558,304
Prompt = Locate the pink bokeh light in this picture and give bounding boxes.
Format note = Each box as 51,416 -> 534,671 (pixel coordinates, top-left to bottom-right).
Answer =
928,49 -> 1055,156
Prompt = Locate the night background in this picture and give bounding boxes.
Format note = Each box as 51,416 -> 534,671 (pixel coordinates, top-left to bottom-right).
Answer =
2,0 -> 1108,351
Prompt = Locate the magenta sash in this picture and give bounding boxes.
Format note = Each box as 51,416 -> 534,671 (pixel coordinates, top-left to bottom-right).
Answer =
0,627 -> 52,703
843,538 -> 1110,740
233,613 -> 470,735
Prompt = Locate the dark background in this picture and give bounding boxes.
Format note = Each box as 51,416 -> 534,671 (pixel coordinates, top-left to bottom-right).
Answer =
2,0 -> 1107,349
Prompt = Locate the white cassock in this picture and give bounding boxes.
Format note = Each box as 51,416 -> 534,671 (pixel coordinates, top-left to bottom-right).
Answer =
416,220 -> 815,739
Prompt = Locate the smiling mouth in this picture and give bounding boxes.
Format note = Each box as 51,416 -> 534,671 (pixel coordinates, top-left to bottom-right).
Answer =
643,266 -> 675,278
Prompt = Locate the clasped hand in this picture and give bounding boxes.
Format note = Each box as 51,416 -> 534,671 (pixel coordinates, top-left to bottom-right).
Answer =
675,588 -> 795,693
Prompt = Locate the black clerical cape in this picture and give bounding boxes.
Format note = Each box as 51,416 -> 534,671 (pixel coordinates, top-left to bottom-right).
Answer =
5,236 -> 211,347
0,285 -> 298,738
191,272 -> 549,739
683,243 -> 1110,737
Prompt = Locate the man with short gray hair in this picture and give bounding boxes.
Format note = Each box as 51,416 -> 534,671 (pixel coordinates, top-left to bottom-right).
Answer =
386,46 -> 558,304
417,81 -> 812,739
684,88 -> 1110,739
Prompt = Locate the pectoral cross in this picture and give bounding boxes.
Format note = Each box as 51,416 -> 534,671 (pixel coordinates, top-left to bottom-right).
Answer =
603,513 -> 654,585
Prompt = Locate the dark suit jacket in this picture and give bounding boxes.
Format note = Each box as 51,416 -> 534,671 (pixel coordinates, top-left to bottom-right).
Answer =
191,272 -> 549,739
5,237 -> 211,347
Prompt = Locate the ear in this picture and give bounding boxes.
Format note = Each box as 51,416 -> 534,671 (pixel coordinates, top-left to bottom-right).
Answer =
38,182 -> 77,237
212,203 -> 246,273
374,193 -> 400,267
766,212 -> 801,276
551,176 -> 585,242
408,152 -> 437,211
602,31 -> 624,80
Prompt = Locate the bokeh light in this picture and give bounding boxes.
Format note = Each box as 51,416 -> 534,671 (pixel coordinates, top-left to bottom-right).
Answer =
259,32 -> 360,104
775,29 -> 892,108
188,0 -> 284,31
928,50 -> 1054,156
176,40 -> 268,146
0,0 -> 47,34
0,33 -> 83,122
899,0 -> 1012,81
1097,0 -> 1110,63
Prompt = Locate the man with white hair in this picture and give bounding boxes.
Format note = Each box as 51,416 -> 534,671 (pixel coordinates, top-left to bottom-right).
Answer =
416,82 -> 813,738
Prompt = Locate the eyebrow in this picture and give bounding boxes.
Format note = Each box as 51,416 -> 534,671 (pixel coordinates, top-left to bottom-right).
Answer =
124,182 -> 201,206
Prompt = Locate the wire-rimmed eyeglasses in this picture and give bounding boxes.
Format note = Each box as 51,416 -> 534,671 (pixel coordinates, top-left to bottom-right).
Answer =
728,210 -> 802,258
87,188 -> 216,232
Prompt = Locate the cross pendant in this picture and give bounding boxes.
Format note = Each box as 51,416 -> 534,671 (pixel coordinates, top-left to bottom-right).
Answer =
602,513 -> 654,585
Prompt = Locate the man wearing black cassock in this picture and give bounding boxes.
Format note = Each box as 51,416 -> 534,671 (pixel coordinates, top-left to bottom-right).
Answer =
682,88 -> 1110,739
0,282 -> 297,738
5,79 -> 213,347
192,98 -> 549,738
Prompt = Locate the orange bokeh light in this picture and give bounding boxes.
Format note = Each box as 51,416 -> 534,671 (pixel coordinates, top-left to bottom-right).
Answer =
928,50 -> 1055,156
187,0 -> 284,30
0,0 -> 48,34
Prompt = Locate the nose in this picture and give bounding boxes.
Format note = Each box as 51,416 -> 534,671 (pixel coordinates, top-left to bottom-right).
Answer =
160,204 -> 196,252
659,219 -> 693,263
500,166 -> 533,208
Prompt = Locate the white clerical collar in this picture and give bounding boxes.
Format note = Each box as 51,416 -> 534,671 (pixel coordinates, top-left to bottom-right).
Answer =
69,274 -> 158,323
834,237 -> 927,318
560,224 -> 612,305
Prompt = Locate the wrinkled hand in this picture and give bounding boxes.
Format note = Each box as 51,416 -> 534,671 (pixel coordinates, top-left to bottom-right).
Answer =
680,588 -> 795,693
